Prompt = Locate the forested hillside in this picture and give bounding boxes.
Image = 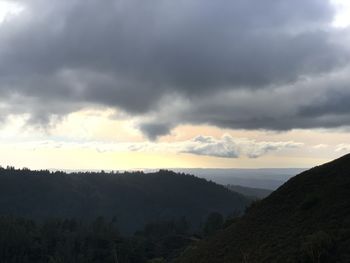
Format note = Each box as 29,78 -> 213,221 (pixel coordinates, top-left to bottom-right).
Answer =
0,168 -> 249,234
179,154 -> 350,263
226,184 -> 272,199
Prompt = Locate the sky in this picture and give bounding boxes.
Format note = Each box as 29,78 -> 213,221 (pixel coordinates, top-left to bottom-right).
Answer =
0,0 -> 350,170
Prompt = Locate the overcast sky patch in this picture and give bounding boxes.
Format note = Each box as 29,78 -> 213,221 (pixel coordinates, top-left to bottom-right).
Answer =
0,0 -> 349,139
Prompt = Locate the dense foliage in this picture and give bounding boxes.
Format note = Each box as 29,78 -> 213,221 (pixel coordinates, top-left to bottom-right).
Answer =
179,154 -> 350,263
0,168 -> 249,234
0,211 -> 234,263
0,216 -> 125,263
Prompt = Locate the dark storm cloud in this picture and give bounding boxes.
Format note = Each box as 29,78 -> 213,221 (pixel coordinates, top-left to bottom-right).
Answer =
0,0 -> 349,138
139,122 -> 173,141
299,90 -> 350,117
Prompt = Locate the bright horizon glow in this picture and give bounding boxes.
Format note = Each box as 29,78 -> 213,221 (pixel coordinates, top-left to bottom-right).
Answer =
0,110 -> 348,170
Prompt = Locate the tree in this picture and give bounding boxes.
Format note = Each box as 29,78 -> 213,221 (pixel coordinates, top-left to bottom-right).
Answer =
203,212 -> 224,236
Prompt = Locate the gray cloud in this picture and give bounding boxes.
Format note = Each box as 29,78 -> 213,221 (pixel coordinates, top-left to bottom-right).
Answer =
0,0 -> 349,137
245,141 -> 303,158
139,122 -> 173,141
299,89 -> 350,117
167,65 -> 350,132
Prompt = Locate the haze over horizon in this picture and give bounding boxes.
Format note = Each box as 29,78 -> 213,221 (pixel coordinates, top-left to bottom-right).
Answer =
0,0 -> 350,170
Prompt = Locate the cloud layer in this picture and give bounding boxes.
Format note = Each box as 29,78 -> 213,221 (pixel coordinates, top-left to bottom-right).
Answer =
181,135 -> 303,159
0,134 -> 302,159
0,0 -> 350,139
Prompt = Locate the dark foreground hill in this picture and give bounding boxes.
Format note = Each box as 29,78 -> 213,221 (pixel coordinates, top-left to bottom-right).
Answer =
0,168 -> 249,234
179,154 -> 350,263
226,184 -> 272,199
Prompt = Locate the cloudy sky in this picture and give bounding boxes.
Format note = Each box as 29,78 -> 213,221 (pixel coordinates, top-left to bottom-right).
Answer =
0,0 -> 350,170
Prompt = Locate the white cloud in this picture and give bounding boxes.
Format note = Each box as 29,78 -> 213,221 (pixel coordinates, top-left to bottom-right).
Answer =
181,135 -> 240,158
181,135 -> 303,159
243,140 -> 304,158
0,1 -> 24,24
331,0 -> 350,28
312,144 -> 329,149
335,143 -> 350,152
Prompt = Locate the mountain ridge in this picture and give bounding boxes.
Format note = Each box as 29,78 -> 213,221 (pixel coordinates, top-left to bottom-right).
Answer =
0,168 -> 250,234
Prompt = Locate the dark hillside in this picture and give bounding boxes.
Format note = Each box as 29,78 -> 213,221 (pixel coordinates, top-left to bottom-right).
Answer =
226,184 -> 272,199
0,168 -> 249,234
179,154 -> 350,263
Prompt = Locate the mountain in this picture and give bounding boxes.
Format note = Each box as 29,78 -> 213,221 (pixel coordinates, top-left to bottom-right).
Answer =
178,154 -> 350,262
0,168 -> 250,234
226,184 -> 273,199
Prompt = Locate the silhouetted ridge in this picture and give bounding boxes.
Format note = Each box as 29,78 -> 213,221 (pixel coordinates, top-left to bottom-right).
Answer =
179,154 -> 350,263
0,168 -> 250,234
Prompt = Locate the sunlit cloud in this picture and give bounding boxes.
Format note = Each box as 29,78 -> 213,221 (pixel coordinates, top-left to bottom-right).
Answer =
331,0 -> 350,28
0,1 -> 24,24
335,143 -> 350,152
312,144 -> 329,149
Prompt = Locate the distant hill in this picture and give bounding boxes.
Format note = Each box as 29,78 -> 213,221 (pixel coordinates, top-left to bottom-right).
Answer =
179,154 -> 350,262
0,168 -> 250,234
171,168 -> 306,189
226,184 -> 272,199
